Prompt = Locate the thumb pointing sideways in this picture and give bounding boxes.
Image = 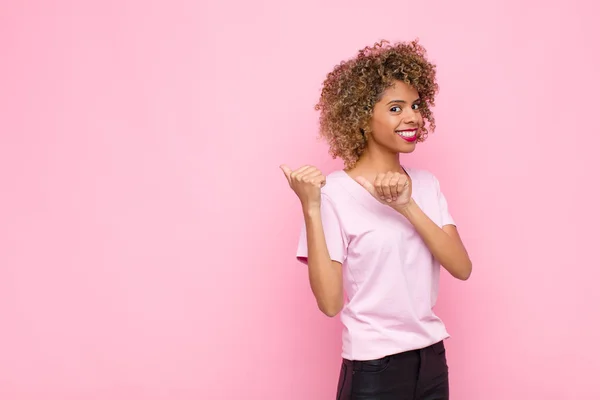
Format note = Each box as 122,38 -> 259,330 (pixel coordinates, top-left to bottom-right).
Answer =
280,164 -> 292,183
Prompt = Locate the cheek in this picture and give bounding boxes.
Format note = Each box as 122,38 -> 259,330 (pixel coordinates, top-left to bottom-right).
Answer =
370,114 -> 394,134
417,113 -> 424,126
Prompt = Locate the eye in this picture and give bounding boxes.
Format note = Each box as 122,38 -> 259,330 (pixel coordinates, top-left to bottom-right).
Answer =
412,103 -> 420,111
390,106 -> 401,113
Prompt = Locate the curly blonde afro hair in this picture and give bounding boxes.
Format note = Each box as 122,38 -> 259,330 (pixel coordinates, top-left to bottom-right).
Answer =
315,39 -> 439,168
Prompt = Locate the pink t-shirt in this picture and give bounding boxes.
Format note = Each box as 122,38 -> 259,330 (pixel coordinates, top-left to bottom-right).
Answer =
296,167 -> 455,361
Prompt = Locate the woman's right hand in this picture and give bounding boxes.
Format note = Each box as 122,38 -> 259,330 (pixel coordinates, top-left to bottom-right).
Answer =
280,164 -> 325,209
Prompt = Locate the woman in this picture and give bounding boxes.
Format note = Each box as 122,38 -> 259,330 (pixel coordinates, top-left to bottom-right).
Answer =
280,39 -> 472,400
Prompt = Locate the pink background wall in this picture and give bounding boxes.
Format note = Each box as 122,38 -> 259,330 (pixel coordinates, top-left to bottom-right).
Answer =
1,1 -> 599,399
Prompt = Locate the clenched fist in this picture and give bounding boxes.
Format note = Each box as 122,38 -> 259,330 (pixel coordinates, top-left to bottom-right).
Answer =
280,164 -> 325,209
355,171 -> 412,208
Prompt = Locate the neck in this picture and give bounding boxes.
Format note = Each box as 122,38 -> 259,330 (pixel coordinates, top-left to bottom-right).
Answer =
349,145 -> 403,178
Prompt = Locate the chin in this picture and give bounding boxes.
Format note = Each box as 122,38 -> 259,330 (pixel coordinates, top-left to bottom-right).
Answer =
391,134 -> 418,154
397,143 -> 417,154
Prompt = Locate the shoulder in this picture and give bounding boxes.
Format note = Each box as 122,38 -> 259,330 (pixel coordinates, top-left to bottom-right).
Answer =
405,166 -> 439,185
319,170 -> 356,211
321,170 -> 348,197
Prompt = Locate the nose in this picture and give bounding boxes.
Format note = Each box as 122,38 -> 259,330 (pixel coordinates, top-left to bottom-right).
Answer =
402,108 -> 417,124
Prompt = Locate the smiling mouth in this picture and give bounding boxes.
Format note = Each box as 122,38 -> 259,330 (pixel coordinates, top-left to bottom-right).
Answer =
396,129 -> 418,142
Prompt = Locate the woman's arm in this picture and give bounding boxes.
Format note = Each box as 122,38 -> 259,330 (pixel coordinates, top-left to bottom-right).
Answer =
355,172 -> 472,281
303,205 -> 344,317
280,164 -> 344,317
394,199 -> 472,280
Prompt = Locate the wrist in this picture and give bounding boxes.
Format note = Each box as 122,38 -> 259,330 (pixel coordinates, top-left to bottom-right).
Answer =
393,198 -> 417,216
302,202 -> 321,217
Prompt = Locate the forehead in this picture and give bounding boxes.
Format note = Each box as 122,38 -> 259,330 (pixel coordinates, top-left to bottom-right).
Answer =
379,80 -> 420,101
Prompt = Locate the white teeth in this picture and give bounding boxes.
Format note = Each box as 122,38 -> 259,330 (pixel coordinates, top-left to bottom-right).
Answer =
397,130 -> 416,138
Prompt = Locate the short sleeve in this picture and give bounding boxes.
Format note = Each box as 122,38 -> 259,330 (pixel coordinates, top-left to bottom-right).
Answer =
433,175 -> 456,227
296,194 -> 347,265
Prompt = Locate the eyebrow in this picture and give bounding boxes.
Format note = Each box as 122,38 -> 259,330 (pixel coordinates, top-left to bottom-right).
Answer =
386,99 -> 421,105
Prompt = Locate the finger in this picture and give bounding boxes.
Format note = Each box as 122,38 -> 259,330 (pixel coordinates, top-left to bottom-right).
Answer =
374,174 -> 385,200
291,165 -> 314,181
397,175 -> 410,195
311,175 -> 326,188
280,164 -> 293,184
355,176 -> 376,196
381,172 -> 393,202
389,173 -> 401,200
400,175 -> 410,188
302,169 -> 322,182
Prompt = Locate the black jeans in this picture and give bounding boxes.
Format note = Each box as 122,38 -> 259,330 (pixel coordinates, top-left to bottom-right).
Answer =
336,341 -> 449,400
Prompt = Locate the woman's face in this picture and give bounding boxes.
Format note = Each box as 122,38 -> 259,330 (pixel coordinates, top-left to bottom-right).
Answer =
367,80 -> 424,154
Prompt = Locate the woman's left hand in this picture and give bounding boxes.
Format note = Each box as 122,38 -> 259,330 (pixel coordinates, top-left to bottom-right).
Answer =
355,172 -> 412,209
